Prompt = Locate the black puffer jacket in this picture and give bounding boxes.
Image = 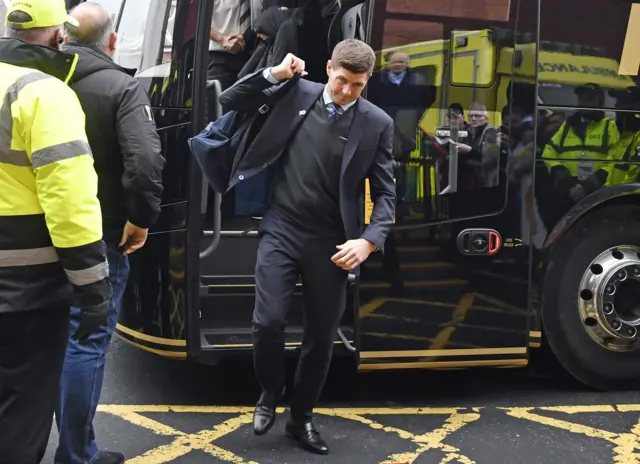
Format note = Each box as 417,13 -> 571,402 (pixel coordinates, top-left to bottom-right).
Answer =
63,44 -> 165,240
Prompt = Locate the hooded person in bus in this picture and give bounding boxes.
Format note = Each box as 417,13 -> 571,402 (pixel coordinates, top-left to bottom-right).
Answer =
218,40 -> 396,456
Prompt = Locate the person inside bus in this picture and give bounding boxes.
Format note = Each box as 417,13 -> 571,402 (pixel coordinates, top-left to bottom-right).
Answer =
608,86 -> 640,186
499,104 -> 525,151
237,5 -> 298,79
541,83 -> 619,205
208,0 -> 264,91
218,41 -> 396,456
237,0 -> 340,82
456,101 -> 500,188
366,51 -> 433,208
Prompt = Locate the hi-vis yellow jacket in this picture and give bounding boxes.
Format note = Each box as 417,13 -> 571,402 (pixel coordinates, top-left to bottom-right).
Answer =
0,39 -> 112,313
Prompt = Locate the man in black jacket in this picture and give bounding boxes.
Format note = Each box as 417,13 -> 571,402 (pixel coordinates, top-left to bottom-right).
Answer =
53,3 -> 165,464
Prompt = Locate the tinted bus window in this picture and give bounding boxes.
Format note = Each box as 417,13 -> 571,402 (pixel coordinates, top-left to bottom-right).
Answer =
538,0 -> 639,111
366,0 -> 519,223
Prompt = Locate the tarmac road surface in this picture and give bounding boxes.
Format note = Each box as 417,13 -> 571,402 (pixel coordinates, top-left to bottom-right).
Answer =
43,336 -> 640,463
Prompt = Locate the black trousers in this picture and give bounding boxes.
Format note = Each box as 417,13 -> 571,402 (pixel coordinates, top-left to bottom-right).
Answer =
252,210 -> 348,420
0,306 -> 70,464
207,50 -> 248,91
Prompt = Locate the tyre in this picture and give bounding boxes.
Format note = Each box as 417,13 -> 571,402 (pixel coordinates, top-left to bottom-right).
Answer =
543,204 -> 640,390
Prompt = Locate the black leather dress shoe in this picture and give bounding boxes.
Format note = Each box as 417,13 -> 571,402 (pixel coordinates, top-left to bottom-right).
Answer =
285,419 -> 329,455
94,451 -> 125,464
253,391 -> 279,436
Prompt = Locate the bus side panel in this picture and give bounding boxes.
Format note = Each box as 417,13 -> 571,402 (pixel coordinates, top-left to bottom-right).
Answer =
118,227 -> 189,358
116,113 -> 193,356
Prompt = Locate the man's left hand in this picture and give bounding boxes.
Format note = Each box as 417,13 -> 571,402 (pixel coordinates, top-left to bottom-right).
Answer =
331,239 -> 377,271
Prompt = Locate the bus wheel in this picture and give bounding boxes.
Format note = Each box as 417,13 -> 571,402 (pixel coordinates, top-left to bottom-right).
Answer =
543,204 -> 640,390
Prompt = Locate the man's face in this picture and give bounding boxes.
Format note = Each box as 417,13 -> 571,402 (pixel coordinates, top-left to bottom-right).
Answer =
446,112 -> 464,128
387,53 -> 408,74
577,91 -> 601,109
468,110 -> 488,128
326,61 -> 370,106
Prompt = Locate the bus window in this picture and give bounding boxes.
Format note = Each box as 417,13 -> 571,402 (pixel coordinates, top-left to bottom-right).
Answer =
366,0 -> 517,224
533,0 -> 640,227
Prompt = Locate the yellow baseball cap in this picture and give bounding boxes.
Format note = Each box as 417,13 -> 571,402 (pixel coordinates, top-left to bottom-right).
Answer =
5,0 -> 80,30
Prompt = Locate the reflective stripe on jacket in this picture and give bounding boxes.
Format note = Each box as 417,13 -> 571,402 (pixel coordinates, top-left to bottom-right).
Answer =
0,39 -> 112,313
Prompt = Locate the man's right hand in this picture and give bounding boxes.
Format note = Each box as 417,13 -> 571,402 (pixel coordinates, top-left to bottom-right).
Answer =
222,34 -> 245,54
72,301 -> 110,343
271,53 -> 308,81
119,220 -> 149,256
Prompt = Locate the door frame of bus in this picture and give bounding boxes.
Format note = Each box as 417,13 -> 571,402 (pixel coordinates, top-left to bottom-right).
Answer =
186,0 -> 216,356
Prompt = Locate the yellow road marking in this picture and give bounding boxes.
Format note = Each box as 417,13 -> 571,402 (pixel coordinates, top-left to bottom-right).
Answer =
501,406 -> 640,463
94,404 -> 640,463
333,411 -> 478,464
134,414 -> 256,464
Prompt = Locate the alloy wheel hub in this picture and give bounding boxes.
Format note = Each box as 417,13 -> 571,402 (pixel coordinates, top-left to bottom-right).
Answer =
578,246 -> 640,352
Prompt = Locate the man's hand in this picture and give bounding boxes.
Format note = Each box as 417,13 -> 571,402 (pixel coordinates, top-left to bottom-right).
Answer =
271,53 -> 308,80
119,221 -> 149,256
457,143 -> 472,154
331,239 -> 377,271
223,34 -> 245,54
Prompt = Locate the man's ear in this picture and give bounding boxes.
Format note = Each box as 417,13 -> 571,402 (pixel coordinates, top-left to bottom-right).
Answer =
63,34 -> 70,44
109,31 -> 117,54
326,59 -> 332,76
54,29 -> 64,50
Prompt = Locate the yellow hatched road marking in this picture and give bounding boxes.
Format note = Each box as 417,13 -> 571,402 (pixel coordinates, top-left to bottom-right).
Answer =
95,404 -> 640,463
500,406 -> 640,463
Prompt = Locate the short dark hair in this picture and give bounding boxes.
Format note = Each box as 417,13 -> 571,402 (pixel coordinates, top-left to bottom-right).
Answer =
331,39 -> 376,75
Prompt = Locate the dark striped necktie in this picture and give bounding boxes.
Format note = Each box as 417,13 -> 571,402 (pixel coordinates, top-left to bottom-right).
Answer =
239,0 -> 251,35
326,102 -> 341,123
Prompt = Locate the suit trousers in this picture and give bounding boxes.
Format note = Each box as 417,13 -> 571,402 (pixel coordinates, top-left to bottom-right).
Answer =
252,209 -> 348,421
0,306 -> 70,464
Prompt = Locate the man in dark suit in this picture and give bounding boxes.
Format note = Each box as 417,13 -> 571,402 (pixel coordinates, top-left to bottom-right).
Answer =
219,39 -> 396,455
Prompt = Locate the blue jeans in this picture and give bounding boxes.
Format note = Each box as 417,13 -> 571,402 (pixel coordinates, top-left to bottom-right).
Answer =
54,243 -> 130,464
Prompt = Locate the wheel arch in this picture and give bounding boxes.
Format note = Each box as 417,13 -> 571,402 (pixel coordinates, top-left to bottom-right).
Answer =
544,184 -> 640,252
531,185 -> 640,343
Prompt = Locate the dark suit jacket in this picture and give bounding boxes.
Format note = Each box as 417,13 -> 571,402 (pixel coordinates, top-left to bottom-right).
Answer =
219,68 -> 396,252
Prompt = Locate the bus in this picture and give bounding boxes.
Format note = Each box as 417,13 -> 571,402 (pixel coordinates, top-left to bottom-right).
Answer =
110,0 -> 640,390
